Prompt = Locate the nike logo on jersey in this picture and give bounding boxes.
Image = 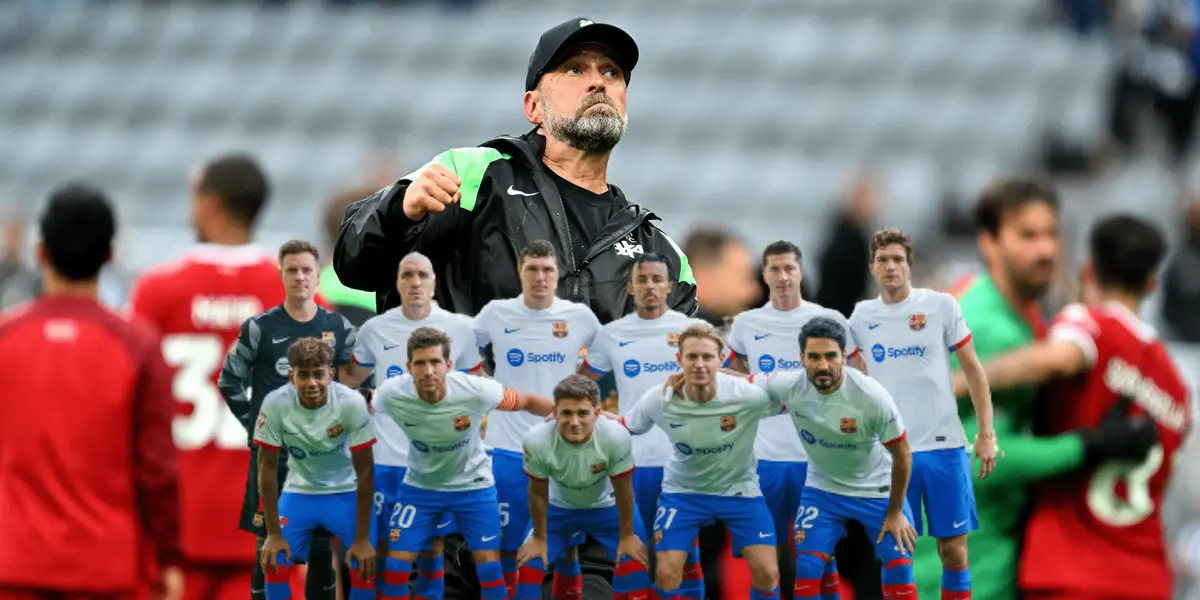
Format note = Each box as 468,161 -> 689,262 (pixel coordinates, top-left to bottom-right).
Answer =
754,334 -> 769,340
481,535 -> 498,542
404,422 -> 418,427
758,532 -> 771,538
273,337 -> 290,344
507,186 -> 538,197
437,520 -> 453,529
867,323 -> 882,330
504,328 -> 520,334
953,520 -> 968,528
382,344 -> 399,350
668,423 -> 685,428
618,340 -> 635,347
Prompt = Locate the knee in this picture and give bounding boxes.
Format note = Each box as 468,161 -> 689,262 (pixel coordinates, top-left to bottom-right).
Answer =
655,558 -> 683,590
421,537 -> 444,558
750,560 -> 780,591
474,550 -> 501,564
388,550 -> 418,562
937,535 -> 968,569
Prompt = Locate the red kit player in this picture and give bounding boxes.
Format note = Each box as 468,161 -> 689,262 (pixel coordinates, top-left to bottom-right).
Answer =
967,214 -> 1189,600
128,155 -> 286,600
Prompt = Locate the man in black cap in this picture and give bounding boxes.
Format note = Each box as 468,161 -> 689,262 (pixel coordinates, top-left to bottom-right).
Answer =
334,17 -> 697,325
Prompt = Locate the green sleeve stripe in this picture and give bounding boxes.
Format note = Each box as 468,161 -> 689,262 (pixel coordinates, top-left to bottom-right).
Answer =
402,148 -> 511,213
661,233 -> 695,285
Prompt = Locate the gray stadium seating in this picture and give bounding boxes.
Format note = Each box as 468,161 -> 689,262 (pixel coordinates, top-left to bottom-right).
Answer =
0,0 -> 1117,272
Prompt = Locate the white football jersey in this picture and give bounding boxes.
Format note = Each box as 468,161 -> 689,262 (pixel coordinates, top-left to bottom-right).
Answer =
473,296 -> 600,453
584,311 -> 706,468
849,288 -> 970,452
253,382 -> 376,495
523,418 -> 635,510
623,374 -> 780,498
353,305 -> 483,468
728,302 -> 861,463
374,371 -> 517,491
753,369 -> 906,498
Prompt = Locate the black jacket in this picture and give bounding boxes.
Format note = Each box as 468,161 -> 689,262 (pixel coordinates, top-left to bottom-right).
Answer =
334,130 -> 698,323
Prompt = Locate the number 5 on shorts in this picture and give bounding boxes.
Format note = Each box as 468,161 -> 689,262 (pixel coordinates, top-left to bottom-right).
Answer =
390,503 -> 416,529
655,507 -> 678,531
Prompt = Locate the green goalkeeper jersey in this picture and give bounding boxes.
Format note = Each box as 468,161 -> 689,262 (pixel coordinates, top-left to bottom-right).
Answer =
912,272 -> 1086,600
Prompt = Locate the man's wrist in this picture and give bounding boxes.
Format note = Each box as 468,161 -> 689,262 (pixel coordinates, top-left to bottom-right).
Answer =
977,429 -> 996,439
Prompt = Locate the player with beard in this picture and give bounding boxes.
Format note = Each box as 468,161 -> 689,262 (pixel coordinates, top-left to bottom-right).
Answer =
910,179 -> 1157,600
335,17 -> 697,325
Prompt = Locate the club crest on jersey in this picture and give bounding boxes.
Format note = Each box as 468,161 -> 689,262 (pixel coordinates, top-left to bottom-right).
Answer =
720,415 -> 737,432
590,462 -> 607,474
794,529 -> 806,544
454,415 -> 471,432
322,331 -> 336,347
840,418 -> 858,434
552,321 -> 569,338
279,516 -> 288,527
667,333 -> 680,347
327,423 -> 344,438
256,412 -> 267,432
390,528 -> 400,542
909,313 -> 926,331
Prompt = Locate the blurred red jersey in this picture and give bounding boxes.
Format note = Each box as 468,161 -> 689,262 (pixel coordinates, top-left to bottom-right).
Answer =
1019,302 -> 1190,600
128,244 -> 284,564
0,297 -> 179,593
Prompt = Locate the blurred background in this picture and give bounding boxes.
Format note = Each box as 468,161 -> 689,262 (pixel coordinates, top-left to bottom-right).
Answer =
3,0 -> 1200,596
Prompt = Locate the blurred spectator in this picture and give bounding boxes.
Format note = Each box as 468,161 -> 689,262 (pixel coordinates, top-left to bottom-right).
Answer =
320,186 -> 379,327
682,226 -> 758,327
815,174 -> 876,317
0,207 -> 40,310
1161,198 -> 1200,340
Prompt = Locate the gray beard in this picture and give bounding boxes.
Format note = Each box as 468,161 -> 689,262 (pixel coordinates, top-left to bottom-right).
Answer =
543,101 -> 628,154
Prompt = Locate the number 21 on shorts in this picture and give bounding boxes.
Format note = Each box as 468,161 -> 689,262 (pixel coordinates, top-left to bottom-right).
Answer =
655,507 -> 678,531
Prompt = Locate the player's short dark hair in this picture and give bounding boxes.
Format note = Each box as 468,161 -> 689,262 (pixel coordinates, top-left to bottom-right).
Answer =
278,239 -> 319,264
629,252 -> 671,280
974,177 -> 1059,237
39,182 -> 116,281
519,239 -> 557,267
798,317 -> 847,353
682,227 -> 741,267
1090,214 -> 1167,294
407,326 -> 452,361
288,337 -> 333,370
553,374 -> 601,406
870,228 -> 914,264
198,153 -> 270,228
325,186 -> 377,247
762,240 -> 802,266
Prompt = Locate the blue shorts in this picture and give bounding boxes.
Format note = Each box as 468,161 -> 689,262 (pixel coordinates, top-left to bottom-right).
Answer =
375,465 -> 457,542
758,460 -> 807,547
632,466 -> 664,542
492,449 -> 529,553
392,484 -> 502,553
655,493 -> 776,555
277,491 -> 378,566
908,448 -> 978,538
522,504 -> 649,562
794,487 -> 914,564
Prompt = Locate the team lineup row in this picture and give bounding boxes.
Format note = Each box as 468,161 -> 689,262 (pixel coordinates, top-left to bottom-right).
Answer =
220,230 -> 999,600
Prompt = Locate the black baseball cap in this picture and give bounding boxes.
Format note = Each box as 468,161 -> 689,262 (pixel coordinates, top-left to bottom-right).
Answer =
525,18 -> 639,92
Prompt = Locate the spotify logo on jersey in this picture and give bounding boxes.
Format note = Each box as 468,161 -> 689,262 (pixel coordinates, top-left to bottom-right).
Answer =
386,365 -> 404,378
624,359 -> 680,378
758,354 -> 800,372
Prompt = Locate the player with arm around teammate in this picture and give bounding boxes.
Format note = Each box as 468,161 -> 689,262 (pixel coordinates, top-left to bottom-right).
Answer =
751,317 -> 919,600
254,338 -> 378,600
623,322 -> 784,600
726,241 -> 868,600
578,252 -> 707,593
514,374 -> 651,599
341,251 -> 483,598
372,326 -> 556,600
849,229 -> 995,599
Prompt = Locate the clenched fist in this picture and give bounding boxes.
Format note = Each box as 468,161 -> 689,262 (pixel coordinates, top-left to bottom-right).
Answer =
402,164 -> 462,221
